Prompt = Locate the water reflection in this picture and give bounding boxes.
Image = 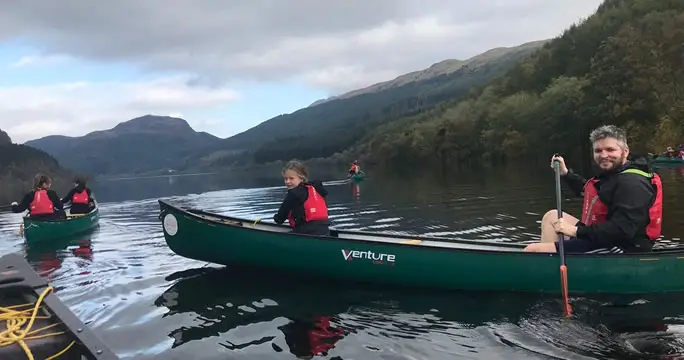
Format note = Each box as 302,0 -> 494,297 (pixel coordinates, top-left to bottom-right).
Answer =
154,266 -> 684,359
0,165 -> 683,359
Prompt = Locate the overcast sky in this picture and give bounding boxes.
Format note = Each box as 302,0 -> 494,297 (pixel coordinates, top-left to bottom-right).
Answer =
0,0 -> 603,143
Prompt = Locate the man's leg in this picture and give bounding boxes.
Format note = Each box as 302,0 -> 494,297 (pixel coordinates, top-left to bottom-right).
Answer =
524,210 -> 581,252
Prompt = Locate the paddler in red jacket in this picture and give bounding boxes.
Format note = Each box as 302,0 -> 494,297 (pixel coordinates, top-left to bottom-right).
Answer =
524,125 -> 662,254
273,160 -> 331,236
11,173 -> 66,219
61,176 -> 96,214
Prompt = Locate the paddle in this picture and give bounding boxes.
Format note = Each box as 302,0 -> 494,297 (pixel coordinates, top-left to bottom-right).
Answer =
554,158 -> 573,317
0,204 -> 13,212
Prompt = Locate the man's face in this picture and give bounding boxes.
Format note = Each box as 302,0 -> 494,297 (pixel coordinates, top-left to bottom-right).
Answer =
593,138 -> 628,172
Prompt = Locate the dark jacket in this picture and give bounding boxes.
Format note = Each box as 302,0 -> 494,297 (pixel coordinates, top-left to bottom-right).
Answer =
12,189 -> 64,218
274,181 -> 330,236
61,185 -> 95,214
562,160 -> 656,252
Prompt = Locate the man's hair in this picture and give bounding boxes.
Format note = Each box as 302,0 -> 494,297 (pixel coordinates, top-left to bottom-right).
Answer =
589,125 -> 628,149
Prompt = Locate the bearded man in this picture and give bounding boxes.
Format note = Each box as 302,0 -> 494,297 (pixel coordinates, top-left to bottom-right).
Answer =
524,125 -> 663,254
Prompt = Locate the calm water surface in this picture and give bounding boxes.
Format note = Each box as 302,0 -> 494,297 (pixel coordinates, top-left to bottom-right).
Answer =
1,165 -> 684,359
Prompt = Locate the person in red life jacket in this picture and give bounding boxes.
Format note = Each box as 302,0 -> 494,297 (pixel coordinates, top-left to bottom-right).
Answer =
61,176 -> 96,214
348,160 -> 360,176
273,160 -> 331,236
10,173 -> 66,219
525,125 -> 662,254
678,145 -> 684,159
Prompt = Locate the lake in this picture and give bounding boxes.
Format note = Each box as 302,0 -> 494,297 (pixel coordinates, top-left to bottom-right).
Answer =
1,163 -> 684,359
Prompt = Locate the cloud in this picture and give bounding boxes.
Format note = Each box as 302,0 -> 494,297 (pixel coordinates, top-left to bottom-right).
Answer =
11,54 -> 72,67
0,0 -> 604,93
0,76 -> 241,143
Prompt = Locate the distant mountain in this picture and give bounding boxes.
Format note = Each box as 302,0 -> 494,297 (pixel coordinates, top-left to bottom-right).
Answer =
25,115 -> 222,176
0,130 -> 74,204
0,129 -> 10,145
195,39 -> 548,166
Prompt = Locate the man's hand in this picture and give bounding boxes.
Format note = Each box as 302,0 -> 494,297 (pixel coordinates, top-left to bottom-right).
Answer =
552,218 -> 577,237
551,154 -> 569,176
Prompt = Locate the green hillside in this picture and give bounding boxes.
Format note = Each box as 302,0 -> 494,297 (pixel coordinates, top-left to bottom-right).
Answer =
350,0 -> 684,171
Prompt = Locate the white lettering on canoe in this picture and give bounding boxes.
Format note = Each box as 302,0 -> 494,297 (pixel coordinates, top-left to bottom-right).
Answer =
341,249 -> 395,264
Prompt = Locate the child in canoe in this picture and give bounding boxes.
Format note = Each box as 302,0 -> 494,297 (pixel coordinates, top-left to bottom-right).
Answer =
61,176 -> 96,215
11,173 -> 66,219
273,160 -> 331,236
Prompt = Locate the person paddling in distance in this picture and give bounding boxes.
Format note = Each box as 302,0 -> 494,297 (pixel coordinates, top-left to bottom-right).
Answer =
11,173 -> 66,219
61,176 -> 96,215
273,160 -> 331,236
524,125 -> 663,254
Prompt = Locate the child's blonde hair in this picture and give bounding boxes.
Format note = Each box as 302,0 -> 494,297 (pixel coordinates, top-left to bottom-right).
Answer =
282,160 -> 308,182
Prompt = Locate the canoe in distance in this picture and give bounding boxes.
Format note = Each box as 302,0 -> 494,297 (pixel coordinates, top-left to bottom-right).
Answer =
157,199 -> 684,295
22,204 -> 100,243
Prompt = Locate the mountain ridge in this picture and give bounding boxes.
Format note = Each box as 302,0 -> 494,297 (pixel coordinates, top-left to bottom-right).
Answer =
25,115 -> 223,176
308,39 -> 549,107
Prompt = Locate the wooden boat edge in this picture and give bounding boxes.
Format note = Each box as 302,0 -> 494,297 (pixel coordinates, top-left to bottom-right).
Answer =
157,199 -> 684,258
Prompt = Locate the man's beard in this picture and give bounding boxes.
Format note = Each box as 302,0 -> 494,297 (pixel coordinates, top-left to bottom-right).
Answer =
596,154 -> 627,172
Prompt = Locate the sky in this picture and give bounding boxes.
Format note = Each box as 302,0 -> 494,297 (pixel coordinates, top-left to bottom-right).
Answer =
0,0 -> 604,143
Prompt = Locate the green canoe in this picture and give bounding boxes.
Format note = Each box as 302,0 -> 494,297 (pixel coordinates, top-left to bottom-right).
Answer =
348,172 -> 365,182
158,199 -> 684,295
0,253 -> 119,359
22,204 -> 100,243
652,156 -> 684,164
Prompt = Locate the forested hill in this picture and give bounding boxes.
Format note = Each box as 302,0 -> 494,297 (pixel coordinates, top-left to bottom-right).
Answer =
0,130 -> 74,205
191,40 -> 547,169
349,0 -> 684,172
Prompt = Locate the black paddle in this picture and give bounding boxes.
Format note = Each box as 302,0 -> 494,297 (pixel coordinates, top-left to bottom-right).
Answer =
554,158 -> 572,317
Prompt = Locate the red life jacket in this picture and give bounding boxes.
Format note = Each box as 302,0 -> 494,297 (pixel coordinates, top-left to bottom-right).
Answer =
72,189 -> 89,204
349,165 -> 359,173
30,189 -> 55,215
581,168 -> 663,241
287,185 -> 329,228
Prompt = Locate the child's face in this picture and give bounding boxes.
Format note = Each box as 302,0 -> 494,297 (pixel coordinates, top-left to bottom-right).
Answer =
282,170 -> 302,189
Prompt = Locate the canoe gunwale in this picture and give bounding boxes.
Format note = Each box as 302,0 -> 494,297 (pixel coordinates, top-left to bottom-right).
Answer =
158,199 -> 684,258
0,253 -> 119,359
22,204 -> 99,224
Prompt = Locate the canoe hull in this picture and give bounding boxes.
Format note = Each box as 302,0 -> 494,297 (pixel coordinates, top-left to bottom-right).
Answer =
158,200 -> 684,294
652,156 -> 684,164
349,173 -> 365,182
23,206 -> 100,242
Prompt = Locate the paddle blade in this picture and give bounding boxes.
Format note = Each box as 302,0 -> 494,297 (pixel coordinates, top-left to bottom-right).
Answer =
560,265 -> 572,317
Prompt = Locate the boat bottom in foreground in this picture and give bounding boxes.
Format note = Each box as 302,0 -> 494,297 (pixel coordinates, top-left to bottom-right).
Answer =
0,253 -> 118,360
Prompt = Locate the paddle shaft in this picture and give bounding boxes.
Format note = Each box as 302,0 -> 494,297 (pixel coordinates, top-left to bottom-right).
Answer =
554,160 -> 572,317
554,161 -> 566,261
0,204 -> 12,211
